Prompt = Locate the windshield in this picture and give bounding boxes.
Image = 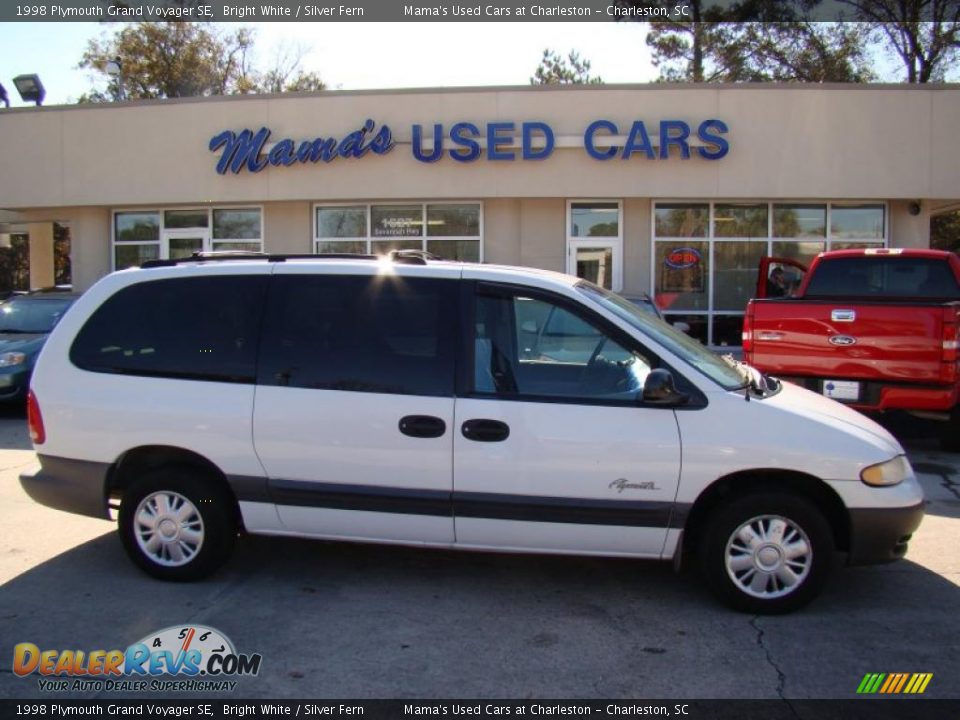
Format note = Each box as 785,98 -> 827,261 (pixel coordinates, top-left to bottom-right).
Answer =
576,282 -> 744,390
0,297 -> 74,334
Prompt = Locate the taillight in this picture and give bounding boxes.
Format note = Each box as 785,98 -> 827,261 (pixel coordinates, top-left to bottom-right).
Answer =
27,389 -> 45,445
942,309 -> 958,385
742,304 -> 754,357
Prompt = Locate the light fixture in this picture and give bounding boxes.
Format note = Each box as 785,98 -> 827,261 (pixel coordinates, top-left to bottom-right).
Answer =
105,57 -> 124,101
12,74 -> 45,106
0,83 -> 8,108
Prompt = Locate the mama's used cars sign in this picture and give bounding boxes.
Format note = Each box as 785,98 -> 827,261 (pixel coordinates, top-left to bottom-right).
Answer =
209,117 -> 729,175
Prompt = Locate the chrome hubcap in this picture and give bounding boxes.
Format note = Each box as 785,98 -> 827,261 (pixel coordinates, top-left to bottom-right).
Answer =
725,515 -> 811,599
134,491 -> 204,567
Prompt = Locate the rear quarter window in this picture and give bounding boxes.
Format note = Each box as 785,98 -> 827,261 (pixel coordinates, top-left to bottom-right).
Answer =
70,276 -> 268,383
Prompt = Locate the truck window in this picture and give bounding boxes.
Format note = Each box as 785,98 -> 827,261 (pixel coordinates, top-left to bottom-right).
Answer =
804,257 -> 959,299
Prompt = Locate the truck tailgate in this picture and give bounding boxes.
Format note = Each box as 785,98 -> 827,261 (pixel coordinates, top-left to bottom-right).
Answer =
749,300 -> 955,383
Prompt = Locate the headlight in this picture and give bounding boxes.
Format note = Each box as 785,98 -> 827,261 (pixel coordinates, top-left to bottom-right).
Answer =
861,455 -> 913,487
0,352 -> 26,367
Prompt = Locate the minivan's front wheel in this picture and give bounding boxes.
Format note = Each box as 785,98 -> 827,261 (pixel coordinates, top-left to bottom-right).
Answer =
700,493 -> 834,614
119,467 -> 236,581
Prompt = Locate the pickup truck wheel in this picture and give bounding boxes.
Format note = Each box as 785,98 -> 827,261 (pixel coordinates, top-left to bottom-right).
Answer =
118,467 -> 236,581
699,493 -> 834,614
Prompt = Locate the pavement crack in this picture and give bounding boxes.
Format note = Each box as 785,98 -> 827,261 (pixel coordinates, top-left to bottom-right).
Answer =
750,616 -> 799,718
912,462 -> 960,503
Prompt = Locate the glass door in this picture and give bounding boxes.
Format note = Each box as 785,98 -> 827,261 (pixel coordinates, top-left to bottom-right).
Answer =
162,229 -> 210,260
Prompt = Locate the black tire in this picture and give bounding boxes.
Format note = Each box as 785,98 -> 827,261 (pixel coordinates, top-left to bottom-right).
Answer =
699,493 -> 834,614
118,466 -> 237,581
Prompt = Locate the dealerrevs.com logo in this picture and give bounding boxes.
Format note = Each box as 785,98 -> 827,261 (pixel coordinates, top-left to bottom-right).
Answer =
12,625 -> 262,693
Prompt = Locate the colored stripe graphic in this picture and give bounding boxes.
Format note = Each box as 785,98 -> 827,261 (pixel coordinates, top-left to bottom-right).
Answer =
857,673 -> 932,694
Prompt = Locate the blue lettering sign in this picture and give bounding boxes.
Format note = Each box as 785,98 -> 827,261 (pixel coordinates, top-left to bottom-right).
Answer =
583,119 -> 618,160
412,123 -> 443,163
522,122 -> 554,160
622,121 -> 655,160
697,119 -> 729,160
659,120 -> 691,160
487,122 -> 515,161
210,118 -> 729,173
209,120 -> 394,174
449,122 -> 482,163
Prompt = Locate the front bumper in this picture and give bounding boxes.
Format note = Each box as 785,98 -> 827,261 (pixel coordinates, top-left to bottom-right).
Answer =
19,455 -> 111,520
847,502 -> 925,565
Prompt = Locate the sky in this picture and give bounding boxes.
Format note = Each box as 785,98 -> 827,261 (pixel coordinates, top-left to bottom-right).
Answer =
0,22 -> 656,106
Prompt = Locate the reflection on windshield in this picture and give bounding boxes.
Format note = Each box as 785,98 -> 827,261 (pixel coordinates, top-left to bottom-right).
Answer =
0,299 -> 73,334
576,282 -> 744,391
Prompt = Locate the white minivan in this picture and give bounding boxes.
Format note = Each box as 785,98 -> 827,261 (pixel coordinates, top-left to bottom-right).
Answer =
20,253 -> 925,613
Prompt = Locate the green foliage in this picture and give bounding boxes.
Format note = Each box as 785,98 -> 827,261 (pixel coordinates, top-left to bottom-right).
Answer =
531,49 -> 603,85
838,0 -> 960,83
932,211 -> 960,253
78,22 -> 325,101
645,21 -> 874,82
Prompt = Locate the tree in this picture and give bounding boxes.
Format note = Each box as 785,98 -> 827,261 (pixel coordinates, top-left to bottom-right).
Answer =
615,1 -> 876,82
736,22 -> 876,82
838,0 -> 960,82
531,49 -> 603,85
78,22 -> 324,102
932,211 -> 960,253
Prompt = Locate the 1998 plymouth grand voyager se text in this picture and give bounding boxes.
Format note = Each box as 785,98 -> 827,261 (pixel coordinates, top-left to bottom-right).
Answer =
20,253 -> 925,613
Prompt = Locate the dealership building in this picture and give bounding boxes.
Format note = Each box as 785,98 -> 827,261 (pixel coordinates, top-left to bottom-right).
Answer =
0,83 -> 958,347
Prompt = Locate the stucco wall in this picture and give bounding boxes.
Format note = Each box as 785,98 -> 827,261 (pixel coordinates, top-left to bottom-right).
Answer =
1,85 -> 958,209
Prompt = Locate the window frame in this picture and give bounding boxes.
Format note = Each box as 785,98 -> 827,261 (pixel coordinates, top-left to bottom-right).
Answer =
566,199 -> 624,293
651,200 -> 888,348
313,201 -> 484,261
111,206 -> 264,271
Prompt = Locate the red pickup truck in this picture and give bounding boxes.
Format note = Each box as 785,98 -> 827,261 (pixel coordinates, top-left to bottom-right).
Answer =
742,248 -> 960,450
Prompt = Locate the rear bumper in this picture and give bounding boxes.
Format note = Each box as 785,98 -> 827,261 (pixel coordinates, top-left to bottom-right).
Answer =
19,455 -> 111,520
778,376 -> 958,413
847,502 -> 925,566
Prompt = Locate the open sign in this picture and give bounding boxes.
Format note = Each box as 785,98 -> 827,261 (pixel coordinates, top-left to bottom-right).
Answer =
665,248 -> 702,270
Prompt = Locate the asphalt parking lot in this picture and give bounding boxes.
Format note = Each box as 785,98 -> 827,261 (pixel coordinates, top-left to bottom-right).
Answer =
0,407 -> 958,701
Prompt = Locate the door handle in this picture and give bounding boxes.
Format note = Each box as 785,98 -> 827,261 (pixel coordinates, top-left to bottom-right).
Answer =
398,415 -> 446,439
461,419 -> 510,442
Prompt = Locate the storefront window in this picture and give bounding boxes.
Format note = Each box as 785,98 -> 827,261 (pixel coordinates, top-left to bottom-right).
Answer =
317,206 -> 367,239
315,202 -> 482,261
830,204 -> 885,239
213,209 -> 261,241
771,240 -> 825,267
713,241 -> 767,311
114,211 -> 160,270
570,202 -> 619,237
653,201 -> 887,347
113,208 -> 262,270
427,203 -> 480,237
774,204 -> 826,238
371,205 -> 424,238
164,210 -> 208,229
713,204 -> 768,238
654,204 -> 708,238
654,241 -> 709,312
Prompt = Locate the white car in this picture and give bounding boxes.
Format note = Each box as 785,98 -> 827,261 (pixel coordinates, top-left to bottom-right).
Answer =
20,253 -> 924,613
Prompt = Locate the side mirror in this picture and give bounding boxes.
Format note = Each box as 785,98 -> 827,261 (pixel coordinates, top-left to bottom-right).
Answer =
641,368 -> 690,406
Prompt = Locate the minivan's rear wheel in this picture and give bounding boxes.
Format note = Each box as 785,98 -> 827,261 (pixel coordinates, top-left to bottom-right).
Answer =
700,493 -> 834,614
118,467 -> 236,581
